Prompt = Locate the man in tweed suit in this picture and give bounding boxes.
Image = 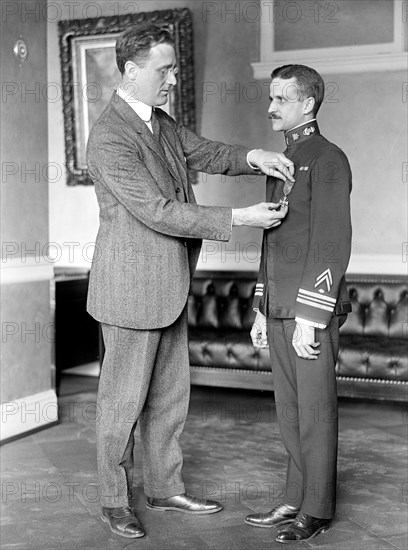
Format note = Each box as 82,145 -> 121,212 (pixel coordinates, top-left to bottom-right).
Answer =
87,23 -> 294,539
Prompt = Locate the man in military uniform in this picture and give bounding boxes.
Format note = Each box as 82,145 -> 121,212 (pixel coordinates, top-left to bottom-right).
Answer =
244,65 -> 352,543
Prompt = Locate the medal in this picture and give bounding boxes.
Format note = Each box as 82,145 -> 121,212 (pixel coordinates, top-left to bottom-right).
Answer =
279,195 -> 289,208
279,179 -> 294,208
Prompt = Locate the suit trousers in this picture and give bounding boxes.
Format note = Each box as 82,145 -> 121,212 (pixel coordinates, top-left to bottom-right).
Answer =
267,315 -> 345,519
97,307 -> 190,508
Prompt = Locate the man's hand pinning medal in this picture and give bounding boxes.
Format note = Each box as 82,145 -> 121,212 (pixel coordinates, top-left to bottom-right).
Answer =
248,150 -> 295,182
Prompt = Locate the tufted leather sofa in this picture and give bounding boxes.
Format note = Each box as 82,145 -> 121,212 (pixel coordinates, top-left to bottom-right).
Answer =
188,271 -> 408,401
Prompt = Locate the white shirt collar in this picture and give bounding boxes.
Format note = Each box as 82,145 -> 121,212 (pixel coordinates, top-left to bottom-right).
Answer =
116,86 -> 153,123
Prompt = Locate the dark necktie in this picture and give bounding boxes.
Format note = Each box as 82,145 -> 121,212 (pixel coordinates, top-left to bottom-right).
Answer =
151,111 -> 187,202
150,109 -> 161,139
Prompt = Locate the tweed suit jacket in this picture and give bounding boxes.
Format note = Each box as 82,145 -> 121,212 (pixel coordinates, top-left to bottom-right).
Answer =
86,93 -> 253,329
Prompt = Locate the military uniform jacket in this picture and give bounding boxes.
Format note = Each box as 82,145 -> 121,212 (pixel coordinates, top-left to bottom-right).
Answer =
253,120 -> 352,327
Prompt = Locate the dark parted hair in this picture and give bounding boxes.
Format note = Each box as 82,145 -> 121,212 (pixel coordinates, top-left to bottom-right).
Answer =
116,23 -> 174,75
271,65 -> 325,116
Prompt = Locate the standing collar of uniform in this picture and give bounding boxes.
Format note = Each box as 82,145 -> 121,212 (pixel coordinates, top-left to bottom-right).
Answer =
116,86 -> 152,122
284,119 -> 320,147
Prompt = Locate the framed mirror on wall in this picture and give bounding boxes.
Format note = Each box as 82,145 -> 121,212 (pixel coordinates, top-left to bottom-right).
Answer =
58,8 -> 195,186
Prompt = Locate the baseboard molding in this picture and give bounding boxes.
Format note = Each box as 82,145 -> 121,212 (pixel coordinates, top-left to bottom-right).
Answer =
4,252 -> 402,278
0,389 -> 58,442
195,249 -> 407,276
62,361 -> 100,377
347,254 -> 407,276
1,257 -> 54,285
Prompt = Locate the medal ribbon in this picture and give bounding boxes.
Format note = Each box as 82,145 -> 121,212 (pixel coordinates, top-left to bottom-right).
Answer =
280,179 -> 295,208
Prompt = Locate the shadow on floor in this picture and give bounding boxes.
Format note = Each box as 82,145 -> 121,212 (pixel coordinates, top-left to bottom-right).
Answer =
1,373 -> 407,549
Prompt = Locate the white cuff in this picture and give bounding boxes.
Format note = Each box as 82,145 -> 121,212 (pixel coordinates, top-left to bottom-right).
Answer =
247,150 -> 261,171
295,317 -> 327,330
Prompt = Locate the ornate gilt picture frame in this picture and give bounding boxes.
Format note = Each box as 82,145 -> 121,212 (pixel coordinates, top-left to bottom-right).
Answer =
58,8 -> 195,186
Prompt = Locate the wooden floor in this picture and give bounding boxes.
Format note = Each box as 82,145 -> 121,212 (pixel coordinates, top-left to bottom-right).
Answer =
1,373 -> 407,549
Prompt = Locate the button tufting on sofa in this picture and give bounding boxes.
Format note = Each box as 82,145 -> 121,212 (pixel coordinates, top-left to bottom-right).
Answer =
188,271 -> 408,401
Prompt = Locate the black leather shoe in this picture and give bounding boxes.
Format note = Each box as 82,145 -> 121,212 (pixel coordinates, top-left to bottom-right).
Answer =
146,492 -> 222,514
276,512 -> 330,543
101,506 -> 145,538
244,502 -> 300,528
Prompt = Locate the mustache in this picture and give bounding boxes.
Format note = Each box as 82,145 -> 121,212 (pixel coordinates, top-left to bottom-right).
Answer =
269,115 -> 281,120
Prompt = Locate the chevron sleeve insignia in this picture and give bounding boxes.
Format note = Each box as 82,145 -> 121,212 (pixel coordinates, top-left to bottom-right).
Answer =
314,268 -> 333,292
